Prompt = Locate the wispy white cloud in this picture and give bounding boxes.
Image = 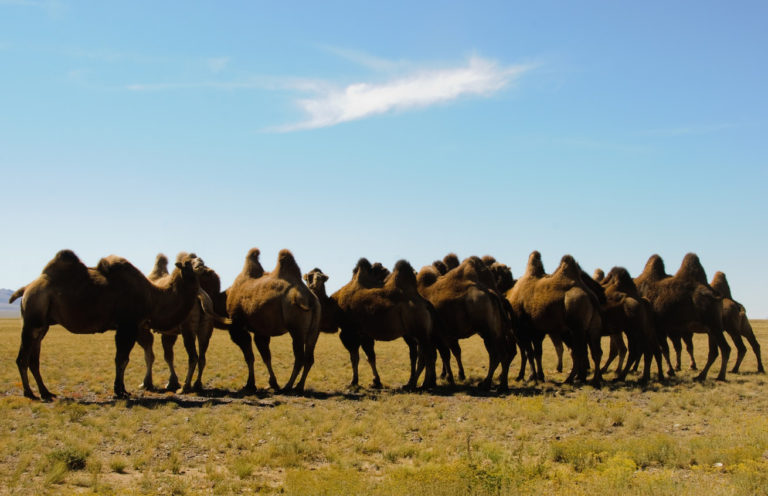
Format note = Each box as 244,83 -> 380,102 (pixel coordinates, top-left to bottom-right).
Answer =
641,123 -> 738,137
276,56 -> 534,131
206,56 -> 230,73
319,45 -> 406,73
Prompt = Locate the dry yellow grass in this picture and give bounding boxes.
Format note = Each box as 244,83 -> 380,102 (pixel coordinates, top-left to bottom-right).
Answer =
0,319 -> 767,495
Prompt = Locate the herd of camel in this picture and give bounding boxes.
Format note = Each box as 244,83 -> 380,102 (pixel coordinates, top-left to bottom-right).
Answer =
8,247 -> 763,401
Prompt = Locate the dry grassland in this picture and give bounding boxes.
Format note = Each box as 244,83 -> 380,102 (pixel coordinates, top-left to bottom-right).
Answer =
0,319 -> 767,495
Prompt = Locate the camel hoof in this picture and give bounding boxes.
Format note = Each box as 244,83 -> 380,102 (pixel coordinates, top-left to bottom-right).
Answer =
690,365 -> 698,371
370,380 -> 383,389
193,382 -> 204,393
238,384 -> 258,395
758,367 -> 766,374
268,379 -> 280,391
40,390 -> 57,401
113,391 -> 131,400
458,372 -> 466,381
165,381 -> 181,392
693,373 -> 706,383
179,385 -> 194,394
139,382 -> 156,392
715,375 -> 727,382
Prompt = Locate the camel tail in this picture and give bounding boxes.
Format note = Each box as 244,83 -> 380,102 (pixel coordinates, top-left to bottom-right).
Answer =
9,286 -> 25,304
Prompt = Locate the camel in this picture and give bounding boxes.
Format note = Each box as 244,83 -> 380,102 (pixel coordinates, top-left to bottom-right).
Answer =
418,256 -> 515,390
137,253 -> 229,393
597,267 -> 666,383
635,254 -> 729,381
10,249 -> 211,399
506,251 -> 604,385
710,272 -> 763,373
332,258 -> 437,389
226,248 -> 321,393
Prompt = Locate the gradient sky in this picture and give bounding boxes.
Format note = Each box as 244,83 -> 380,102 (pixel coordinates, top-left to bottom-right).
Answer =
2,1 -> 767,315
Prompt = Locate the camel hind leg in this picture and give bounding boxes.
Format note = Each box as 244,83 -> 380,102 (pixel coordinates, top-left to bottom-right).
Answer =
113,323 -> 138,398
281,332 -> 305,392
179,330 -> 199,393
360,336 -> 383,388
254,335 -> 279,390
683,332 -> 697,370
228,325 -> 256,393
339,328 -> 361,388
405,335 -> 424,387
741,321 -> 764,373
695,329 -> 730,382
450,341 -> 466,381
727,330 -> 747,373
294,329 -> 320,393
193,327 -> 213,391
136,327 -> 156,391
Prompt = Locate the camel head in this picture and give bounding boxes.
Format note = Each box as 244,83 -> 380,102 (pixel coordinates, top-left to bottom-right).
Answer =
525,251 -> 545,277
442,253 -> 460,271
490,263 -> 515,293
593,268 -> 605,282
711,271 -> 732,299
304,268 -> 329,293
174,257 -> 198,284
391,260 -> 418,291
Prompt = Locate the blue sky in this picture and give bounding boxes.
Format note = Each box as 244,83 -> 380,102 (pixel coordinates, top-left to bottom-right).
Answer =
2,1 -> 767,315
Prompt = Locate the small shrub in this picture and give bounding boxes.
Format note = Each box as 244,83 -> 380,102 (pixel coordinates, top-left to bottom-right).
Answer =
47,445 -> 89,471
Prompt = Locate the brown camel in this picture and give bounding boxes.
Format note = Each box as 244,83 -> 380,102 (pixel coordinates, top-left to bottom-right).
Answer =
597,267 -> 666,383
635,253 -> 729,381
226,248 -> 321,393
10,249 -> 208,399
710,271 -> 763,373
507,251 -> 604,385
137,253 -> 229,393
418,256 -> 515,390
332,258 -> 437,389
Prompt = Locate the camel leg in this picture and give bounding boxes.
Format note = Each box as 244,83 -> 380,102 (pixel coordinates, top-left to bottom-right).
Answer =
113,324 -> 138,399
683,333 -> 697,370
254,335 -> 279,390
479,336 -> 500,390
228,327 -> 256,393
360,336 -> 382,388
17,323 -> 46,399
614,335 -> 627,374
695,330 -> 730,382
295,330 -> 320,393
281,333 -> 305,392
161,334 -> 181,391
29,327 -> 54,400
193,328 -> 213,391
657,334 -> 675,376
588,334 -> 603,387
742,323 -> 764,373
405,335 -> 424,387
534,337 -> 545,381
601,337 -> 619,374
179,331 -> 199,394
339,329 -> 361,388
422,339 -> 438,389
450,341 -> 466,381
136,328 -> 156,391
550,335 -> 564,373
669,335 -> 683,371
727,330 -> 747,373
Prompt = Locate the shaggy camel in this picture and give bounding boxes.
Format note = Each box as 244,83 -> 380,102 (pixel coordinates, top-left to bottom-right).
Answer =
137,253 -> 229,393
226,248 -> 321,393
10,249 -> 208,399
710,272 -> 763,373
333,258 -> 438,389
597,267 -> 666,383
635,254 -> 729,381
418,256 -> 515,390
507,251 -> 604,385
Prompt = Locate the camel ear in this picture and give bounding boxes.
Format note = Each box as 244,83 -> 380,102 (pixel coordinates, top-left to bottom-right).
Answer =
303,273 -> 311,283
175,262 -> 183,270
319,273 -> 329,282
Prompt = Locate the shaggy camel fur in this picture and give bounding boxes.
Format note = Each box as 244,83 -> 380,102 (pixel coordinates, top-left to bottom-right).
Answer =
710,272 -> 763,373
635,254 -> 729,381
507,251 -> 604,385
137,253 -> 229,393
597,267 -> 666,383
333,258 -> 438,389
11,249 -> 205,399
303,268 -> 340,335
226,248 -> 321,393
418,256 -> 515,390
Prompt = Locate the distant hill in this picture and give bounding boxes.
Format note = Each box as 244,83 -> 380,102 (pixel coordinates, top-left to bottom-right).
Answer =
0,288 -> 21,317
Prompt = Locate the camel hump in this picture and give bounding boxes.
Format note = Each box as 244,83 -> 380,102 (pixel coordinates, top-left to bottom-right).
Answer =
240,247 -> 265,279
554,254 -> 581,280
460,256 -> 498,290
432,260 -> 448,275
275,249 -> 302,280
675,253 -> 708,284
390,259 -> 418,291
641,254 -> 667,280
605,267 -> 638,294
97,255 -> 132,275
42,249 -> 88,279
525,251 -> 545,277
417,265 -> 439,288
490,262 -> 515,293
148,253 -> 170,280
481,255 -> 497,267
710,271 -> 732,299
593,268 -> 605,282
353,258 -> 372,275
442,253 -> 460,271
199,266 -> 222,295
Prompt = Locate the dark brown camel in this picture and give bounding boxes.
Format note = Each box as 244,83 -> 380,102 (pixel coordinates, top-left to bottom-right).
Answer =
635,253 -> 729,381
332,258 -> 437,389
710,271 -> 763,373
226,248 -> 321,393
418,256 -> 515,390
137,253 -> 229,393
10,249 -> 207,400
507,251 -> 604,385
